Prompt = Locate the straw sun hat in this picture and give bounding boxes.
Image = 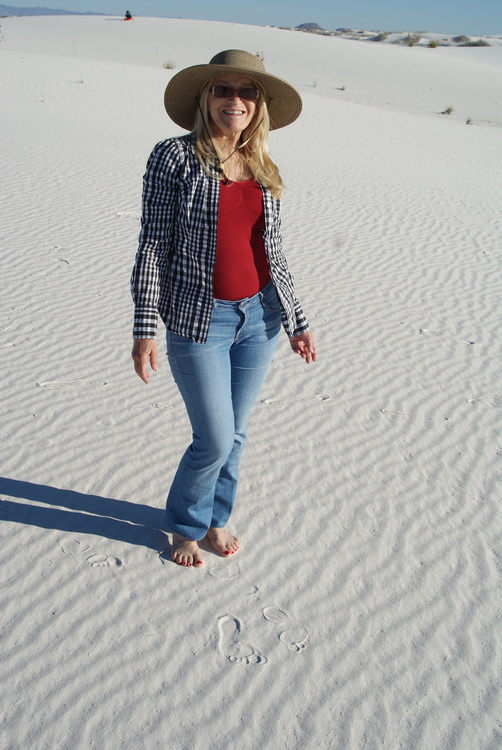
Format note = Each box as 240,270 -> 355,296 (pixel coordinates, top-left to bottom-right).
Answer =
164,49 -> 302,131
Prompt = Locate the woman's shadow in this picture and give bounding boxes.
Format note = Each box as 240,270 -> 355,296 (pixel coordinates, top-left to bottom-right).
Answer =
0,476 -> 165,551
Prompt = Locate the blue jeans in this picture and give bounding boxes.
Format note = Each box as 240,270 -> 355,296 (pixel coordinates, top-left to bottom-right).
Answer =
164,281 -> 282,540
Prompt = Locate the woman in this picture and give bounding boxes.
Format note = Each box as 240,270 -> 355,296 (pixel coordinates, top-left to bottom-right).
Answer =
131,50 -> 316,568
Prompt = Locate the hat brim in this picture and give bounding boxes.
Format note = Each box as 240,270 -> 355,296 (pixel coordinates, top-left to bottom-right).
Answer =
164,64 -> 302,131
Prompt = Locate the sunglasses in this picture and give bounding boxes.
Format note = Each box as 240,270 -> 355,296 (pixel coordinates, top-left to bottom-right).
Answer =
210,85 -> 260,101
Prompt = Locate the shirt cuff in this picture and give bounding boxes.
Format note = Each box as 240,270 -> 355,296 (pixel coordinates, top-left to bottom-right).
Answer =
133,308 -> 158,339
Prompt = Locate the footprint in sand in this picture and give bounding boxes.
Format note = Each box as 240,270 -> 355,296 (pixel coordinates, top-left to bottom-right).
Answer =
419,328 -> 442,337
466,393 -> 501,406
61,539 -> 123,568
381,408 -> 415,419
37,380 -> 108,389
217,614 -> 267,666
262,607 -> 309,653
150,402 -> 179,411
209,561 -> 241,581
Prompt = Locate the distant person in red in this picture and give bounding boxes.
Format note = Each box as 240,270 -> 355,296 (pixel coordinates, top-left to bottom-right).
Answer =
124,11 -> 133,20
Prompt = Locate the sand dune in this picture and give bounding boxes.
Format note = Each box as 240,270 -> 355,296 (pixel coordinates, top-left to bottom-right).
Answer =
1,15 -> 501,750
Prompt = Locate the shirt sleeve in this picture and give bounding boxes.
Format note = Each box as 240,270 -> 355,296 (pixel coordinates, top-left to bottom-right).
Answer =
280,274 -> 310,338
265,196 -> 310,338
289,299 -> 310,338
130,139 -> 182,339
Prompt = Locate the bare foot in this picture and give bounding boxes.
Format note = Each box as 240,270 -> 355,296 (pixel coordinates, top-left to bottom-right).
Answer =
206,527 -> 240,557
171,534 -> 204,567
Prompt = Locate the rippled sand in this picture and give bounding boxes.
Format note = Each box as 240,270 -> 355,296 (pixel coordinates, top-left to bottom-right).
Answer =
1,15 -> 501,750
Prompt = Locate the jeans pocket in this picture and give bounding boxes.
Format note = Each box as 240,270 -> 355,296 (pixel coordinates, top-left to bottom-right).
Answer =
166,329 -> 194,362
261,284 -> 281,313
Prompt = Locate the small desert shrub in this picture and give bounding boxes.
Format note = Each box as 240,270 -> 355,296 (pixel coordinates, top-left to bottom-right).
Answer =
461,39 -> 490,47
406,34 -> 421,46
428,40 -> 439,48
372,32 -> 388,42
466,117 -> 473,125
162,60 -> 175,69
441,106 -> 454,116
453,35 -> 470,43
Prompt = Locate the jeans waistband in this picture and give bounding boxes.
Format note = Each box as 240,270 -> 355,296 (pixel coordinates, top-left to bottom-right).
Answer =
213,280 -> 276,310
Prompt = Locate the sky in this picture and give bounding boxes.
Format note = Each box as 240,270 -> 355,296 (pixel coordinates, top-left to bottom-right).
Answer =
6,1 -> 502,35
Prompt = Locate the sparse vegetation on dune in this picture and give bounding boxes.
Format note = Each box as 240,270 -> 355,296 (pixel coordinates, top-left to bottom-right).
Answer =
285,25 -> 496,49
404,34 -> 421,47
461,39 -> 490,47
372,32 -> 388,42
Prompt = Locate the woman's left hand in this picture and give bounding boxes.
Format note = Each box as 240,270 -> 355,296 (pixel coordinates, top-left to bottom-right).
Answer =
289,331 -> 317,363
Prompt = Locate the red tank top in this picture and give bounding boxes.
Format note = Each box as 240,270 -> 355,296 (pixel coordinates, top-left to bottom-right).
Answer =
213,179 -> 271,300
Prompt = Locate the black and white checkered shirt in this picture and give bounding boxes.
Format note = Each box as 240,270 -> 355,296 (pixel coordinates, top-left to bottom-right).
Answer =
131,135 -> 309,343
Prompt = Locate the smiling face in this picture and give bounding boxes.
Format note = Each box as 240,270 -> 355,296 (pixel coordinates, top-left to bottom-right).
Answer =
207,75 -> 258,138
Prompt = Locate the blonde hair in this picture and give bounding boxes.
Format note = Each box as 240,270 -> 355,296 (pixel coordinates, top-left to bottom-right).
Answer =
192,79 -> 284,199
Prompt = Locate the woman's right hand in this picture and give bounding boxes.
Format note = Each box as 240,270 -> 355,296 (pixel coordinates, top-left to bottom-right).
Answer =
131,338 -> 158,383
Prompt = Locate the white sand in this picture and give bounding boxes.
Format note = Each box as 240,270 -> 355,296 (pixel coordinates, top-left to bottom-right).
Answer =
1,15 -> 501,750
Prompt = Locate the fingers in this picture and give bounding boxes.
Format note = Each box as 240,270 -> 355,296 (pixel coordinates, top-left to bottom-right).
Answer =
300,345 -> 316,364
290,333 -> 317,364
133,354 -> 150,384
150,346 -> 159,374
138,359 -> 150,384
300,338 -> 317,364
309,337 -> 317,364
131,339 -> 158,383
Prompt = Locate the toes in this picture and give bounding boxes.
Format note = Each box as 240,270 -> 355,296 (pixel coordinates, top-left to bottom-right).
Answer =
171,537 -> 204,568
172,553 -> 189,566
172,552 -> 204,568
206,530 -> 240,556
226,537 -> 239,555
